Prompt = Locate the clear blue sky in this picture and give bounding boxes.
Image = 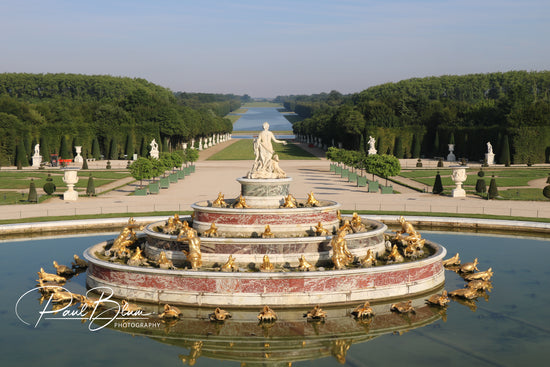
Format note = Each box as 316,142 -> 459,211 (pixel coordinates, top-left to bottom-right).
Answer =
1,0 -> 548,98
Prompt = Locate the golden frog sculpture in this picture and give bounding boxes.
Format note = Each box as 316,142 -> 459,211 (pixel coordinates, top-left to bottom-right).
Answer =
259,255 -> 274,272
305,191 -> 320,207
233,195 -> 250,209
212,192 -> 227,208
351,301 -> 375,318
331,230 -> 353,270
464,267 -> 493,281
338,219 -> 353,235
426,291 -> 450,307
159,304 -> 182,320
298,255 -> 314,271
257,305 -> 277,322
37,267 -> 66,283
53,260 -> 74,276
221,255 -> 237,272
467,279 -> 493,292
396,216 -> 417,237
163,216 -> 178,234
360,249 -> 376,267
203,223 -> 218,237
157,251 -> 175,269
304,305 -> 327,321
209,307 -> 232,321
314,221 -> 330,236
121,300 -> 143,313
459,258 -> 479,273
390,300 -> 416,314
71,254 -> 88,269
261,224 -> 275,239
386,244 -> 404,263
127,246 -> 148,267
282,193 -> 297,208
178,229 -> 202,270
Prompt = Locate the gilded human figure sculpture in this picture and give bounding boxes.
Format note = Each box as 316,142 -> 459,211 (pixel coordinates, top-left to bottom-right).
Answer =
247,122 -> 288,179
331,230 -> 353,270
212,192 -> 227,208
108,217 -> 142,258
178,229 -> 202,270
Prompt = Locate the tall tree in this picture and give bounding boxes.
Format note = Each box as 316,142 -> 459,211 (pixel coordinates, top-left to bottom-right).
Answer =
91,137 -> 101,160
59,136 -> 71,159
500,135 -> 511,166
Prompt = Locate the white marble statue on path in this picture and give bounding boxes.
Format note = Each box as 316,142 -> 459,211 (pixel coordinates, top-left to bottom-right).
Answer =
150,139 -> 159,159
487,142 -> 493,154
247,122 -> 287,179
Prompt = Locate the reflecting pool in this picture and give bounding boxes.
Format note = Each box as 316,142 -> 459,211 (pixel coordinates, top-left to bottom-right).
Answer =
232,107 -> 294,132
2,231 -> 549,366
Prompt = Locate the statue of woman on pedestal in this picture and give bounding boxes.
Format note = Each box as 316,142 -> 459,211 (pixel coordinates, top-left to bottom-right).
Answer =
247,122 -> 287,179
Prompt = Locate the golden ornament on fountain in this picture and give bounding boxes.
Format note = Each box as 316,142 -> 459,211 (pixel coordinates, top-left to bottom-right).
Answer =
464,268 -> 493,281
221,255 -> 237,272
459,258 -> 479,273
209,307 -> 232,321
467,279 -> 493,292
260,255 -> 274,272
304,305 -> 327,321
350,212 -> 366,232
178,229 -> 202,270
351,301 -> 375,318
298,255 -> 314,271
331,230 -> 353,270
386,244 -> 404,263
338,219 -> 353,235
257,305 -> 277,322
449,287 -> 478,299
37,267 -> 66,283
442,253 -> 460,267
390,300 -> 416,314
360,249 -> 376,267
121,300 -> 143,313
314,221 -> 330,236
282,193 -> 297,208
52,260 -> 74,276
50,288 -> 84,304
261,224 -> 275,239
158,304 -> 182,320
203,222 -> 219,237
212,192 -> 227,208
157,251 -> 175,270
233,195 -> 250,209
71,254 -> 88,269
305,191 -> 320,207
127,246 -> 148,267
426,291 -> 450,307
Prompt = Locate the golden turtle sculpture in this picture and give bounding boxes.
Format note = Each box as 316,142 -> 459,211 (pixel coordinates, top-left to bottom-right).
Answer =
37,267 -> 66,283
464,268 -> 493,281
442,253 -> 460,267
390,300 -> 415,314
425,291 -> 450,307
459,258 -> 479,273
53,260 -> 74,276
449,287 -> 478,299
71,254 -> 88,269
257,305 -> 277,322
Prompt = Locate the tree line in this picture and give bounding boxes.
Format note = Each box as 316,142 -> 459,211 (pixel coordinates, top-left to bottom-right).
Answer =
0,73 -> 236,166
280,71 -> 550,164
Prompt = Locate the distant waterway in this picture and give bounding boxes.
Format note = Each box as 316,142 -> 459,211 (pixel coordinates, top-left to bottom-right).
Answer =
231,107 -> 295,132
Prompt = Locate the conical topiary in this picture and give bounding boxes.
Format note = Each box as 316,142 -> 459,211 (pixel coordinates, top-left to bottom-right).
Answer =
433,171 -> 444,194
488,175 -> 499,199
28,179 -> 38,203
42,174 -> 56,195
86,174 -> 95,196
82,158 -> 89,170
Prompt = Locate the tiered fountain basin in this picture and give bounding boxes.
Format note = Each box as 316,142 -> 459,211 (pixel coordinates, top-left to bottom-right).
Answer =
84,223 -> 446,307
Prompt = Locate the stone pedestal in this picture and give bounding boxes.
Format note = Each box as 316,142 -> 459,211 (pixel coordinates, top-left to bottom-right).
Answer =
32,155 -> 42,168
485,152 -> 495,165
74,146 -> 83,163
237,177 -> 292,208
368,148 -> 377,155
450,165 -> 468,197
63,168 -> 80,201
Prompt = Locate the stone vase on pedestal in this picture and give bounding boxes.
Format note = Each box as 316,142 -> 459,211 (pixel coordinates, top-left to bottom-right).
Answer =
63,168 -> 80,201
32,155 -> 42,168
450,165 -> 468,197
447,144 -> 456,162
74,146 -> 83,163
485,152 -> 495,165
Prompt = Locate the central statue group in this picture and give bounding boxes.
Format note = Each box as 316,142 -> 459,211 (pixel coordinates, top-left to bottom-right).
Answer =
247,122 -> 288,179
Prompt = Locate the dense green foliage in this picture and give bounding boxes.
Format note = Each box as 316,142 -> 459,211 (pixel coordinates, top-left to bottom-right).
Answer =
284,71 -> 550,164
0,73 -> 234,165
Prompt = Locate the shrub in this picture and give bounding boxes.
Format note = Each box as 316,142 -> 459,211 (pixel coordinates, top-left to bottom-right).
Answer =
106,161 -> 111,169
543,185 -> 550,199
477,169 -> 485,177
437,159 -> 444,168
86,174 -> 95,196
416,159 -> 422,167
488,175 -> 499,199
475,178 -> 486,194
82,159 -> 89,170
27,179 -> 38,203
433,171 -> 444,194
43,174 -> 56,195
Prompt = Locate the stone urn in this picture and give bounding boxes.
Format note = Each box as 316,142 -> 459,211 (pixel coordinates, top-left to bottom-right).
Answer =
63,168 -> 80,201
74,146 -> 83,163
447,144 -> 456,162
450,165 -> 468,197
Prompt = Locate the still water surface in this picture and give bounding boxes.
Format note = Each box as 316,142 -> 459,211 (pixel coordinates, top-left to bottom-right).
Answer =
2,231 -> 549,366
232,107 -> 294,132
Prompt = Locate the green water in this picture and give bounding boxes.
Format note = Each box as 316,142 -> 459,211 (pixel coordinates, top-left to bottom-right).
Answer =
1,232 -> 549,366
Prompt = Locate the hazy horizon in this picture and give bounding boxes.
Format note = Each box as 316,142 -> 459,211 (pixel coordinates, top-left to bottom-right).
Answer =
1,0 -> 549,98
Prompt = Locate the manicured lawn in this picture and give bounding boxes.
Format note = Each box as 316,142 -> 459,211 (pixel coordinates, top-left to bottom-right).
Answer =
207,140 -> 318,160
0,170 -> 130,190
498,188 -> 549,201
